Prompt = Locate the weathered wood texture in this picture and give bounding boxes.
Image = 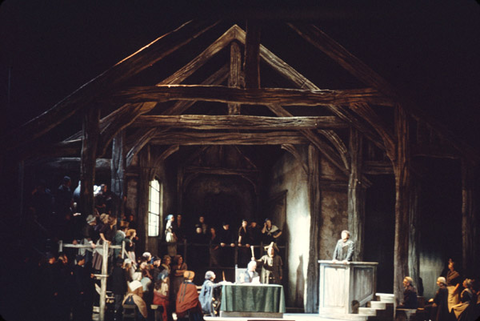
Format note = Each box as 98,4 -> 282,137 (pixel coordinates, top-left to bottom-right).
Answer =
149,131 -> 309,145
363,160 -> 394,175
161,65 -> 230,115
80,107 -> 100,217
111,85 -> 391,107
350,103 -> 395,160
244,21 -> 261,89
158,25 -> 236,86
289,23 -> 479,163
306,144 -> 322,313
408,177 -> 420,293
393,105 -> 411,306
267,104 -> 348,175
137,147 -> 153,254
1,20 -> 218,152
132,114 -> 347,130
126,128 -> 158,167
348,128 -> 365,261
226,23 -> 388,151
461,159 -> 477,276
228,41 -> 243,115
111,131 -> 125,217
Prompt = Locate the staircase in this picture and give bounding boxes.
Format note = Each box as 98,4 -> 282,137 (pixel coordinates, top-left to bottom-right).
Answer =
319,293 -> 395,321
356,293 -> 395,321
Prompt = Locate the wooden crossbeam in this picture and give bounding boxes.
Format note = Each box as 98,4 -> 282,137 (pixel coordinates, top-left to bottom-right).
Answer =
110,85 -> 392,107
149,131 -> 309,145
1,20 -> 219,152
230,25 -> 388,151
131,115 -> 347,130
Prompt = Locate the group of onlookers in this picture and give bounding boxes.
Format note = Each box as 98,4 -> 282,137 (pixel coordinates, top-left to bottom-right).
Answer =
398,259 -> 479,321
166,215 -> 283,268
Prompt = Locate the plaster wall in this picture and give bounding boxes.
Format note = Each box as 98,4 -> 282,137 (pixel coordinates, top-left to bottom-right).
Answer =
268,148 -> 310,308
318,156 -> 348,261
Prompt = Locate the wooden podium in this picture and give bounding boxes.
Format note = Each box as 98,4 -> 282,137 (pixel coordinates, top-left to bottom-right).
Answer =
318,260 -> 378,316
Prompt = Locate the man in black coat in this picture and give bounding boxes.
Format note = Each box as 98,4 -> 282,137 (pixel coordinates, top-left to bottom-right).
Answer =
111,257 -> 128,321
71,255 -> 94,321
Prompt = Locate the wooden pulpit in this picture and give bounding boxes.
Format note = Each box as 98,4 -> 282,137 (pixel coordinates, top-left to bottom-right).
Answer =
318,260 -> 378,316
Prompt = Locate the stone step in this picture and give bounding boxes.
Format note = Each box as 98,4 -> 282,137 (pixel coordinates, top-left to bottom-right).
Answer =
376,293 -> 395,303
370,301 -> 387,310
359,307 -> 377,316
320,312 -> 368,321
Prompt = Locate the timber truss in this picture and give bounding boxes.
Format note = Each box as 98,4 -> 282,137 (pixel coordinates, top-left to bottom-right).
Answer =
2,20 -> 478,313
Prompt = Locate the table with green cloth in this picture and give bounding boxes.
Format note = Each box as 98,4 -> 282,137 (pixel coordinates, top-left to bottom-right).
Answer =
219,283 -> 285,318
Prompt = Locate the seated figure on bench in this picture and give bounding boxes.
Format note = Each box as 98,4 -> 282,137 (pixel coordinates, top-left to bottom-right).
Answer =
123,280 -> 148,320
398,277 -> 419,309
176,271 -> 204,321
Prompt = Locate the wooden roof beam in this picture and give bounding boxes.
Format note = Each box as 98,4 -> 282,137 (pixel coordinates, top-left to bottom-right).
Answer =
149,131 -> 309,145
131,114 -> 347,130
110,85 -> 392,107
0,20 -> 219,152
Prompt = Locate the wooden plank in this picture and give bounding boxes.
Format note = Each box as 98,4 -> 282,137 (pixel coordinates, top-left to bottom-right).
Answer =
157,25 -> 236,85
350,103 -> 395,160
184,165 -> 259,176
131,114 -> 347,130
231,24 -> 389,151
288,23 -> 396,97
306,144 -> 321,313
149,131 -> 309,145
289,23 -> 479,163
228,41 -> 242,115
161,64 -> 230,115
126,128 -> 158,167
110,85 -> 391,107
244,21 -> 261,89
268,104 -> 348,175
393,105 -> 411,307
363,160 -> 394,175
98,102 -> 157,156
348,128 -> 365,261
1,20 -> 219,152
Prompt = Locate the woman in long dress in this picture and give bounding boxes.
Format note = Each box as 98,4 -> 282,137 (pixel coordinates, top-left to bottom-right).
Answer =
171,255 -> 187,307
165,214 -> 177,257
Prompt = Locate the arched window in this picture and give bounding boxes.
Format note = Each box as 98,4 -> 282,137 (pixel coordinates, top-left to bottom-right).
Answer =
148,179 -> 162,237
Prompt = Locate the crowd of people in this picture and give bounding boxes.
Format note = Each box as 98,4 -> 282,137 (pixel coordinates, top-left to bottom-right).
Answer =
398,259 -> 480,321
21,175 -> 287,321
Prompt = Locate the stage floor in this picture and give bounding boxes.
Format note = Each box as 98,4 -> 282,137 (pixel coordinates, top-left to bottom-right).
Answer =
204,313 -> 339,321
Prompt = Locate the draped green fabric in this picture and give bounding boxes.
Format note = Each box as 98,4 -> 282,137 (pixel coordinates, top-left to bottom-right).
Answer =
220,284 -> 285,313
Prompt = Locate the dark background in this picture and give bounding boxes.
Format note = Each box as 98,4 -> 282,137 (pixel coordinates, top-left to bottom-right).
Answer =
1,0 -> 480,150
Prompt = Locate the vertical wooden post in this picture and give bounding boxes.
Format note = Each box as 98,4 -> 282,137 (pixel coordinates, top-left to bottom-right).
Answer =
228,41 -> 242,115
348,128 -> 365,261
244,20 -> 261,89
80,106 -> 100,217
306,144 -> 321,312
138,146 -> 152,254
408,178 -> 420,290
393,105 -> 410,306
461,159 -> 477,276
111,130 -> 125,218
99,240 -> 109,321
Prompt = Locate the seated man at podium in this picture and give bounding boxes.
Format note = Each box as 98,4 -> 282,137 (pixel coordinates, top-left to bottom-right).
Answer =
332,230 -> 355,263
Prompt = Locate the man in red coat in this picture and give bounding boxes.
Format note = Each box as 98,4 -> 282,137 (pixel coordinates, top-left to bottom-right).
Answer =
176,271 -> 204,321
